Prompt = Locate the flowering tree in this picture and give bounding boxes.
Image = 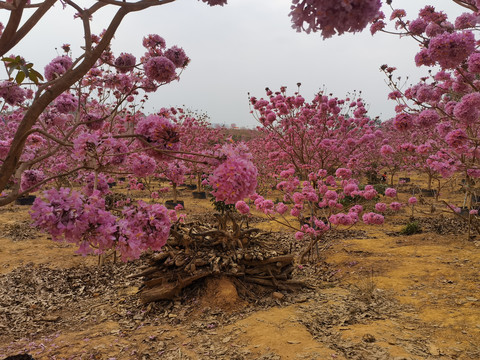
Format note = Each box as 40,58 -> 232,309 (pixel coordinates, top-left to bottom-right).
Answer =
241,167 -> 392,263
249,86 -> 380,180
371,1 -> 480,216
171,107 -> 227,191
0,0 -> 387,201
161,159 -> 188,203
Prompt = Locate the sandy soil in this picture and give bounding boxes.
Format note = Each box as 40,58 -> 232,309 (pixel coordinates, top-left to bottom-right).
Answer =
0,181 -> 479,360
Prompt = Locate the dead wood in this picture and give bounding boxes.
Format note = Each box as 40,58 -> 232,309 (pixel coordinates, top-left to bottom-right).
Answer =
140,271 -> 212,303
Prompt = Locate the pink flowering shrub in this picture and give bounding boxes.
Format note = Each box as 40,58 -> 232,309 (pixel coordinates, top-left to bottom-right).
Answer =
374,3 -> 480,218
250,87 -> 381,180
251,168 -> 390,262
30,188 -> 170,261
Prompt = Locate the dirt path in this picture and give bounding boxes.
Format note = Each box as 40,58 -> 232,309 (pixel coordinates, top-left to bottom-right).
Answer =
0,189 -> 479,359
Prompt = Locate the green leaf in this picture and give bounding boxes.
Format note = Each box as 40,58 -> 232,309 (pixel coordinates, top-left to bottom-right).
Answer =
15,71 -> 25,84
30,69 -> 43,81
29,72 -> 38,84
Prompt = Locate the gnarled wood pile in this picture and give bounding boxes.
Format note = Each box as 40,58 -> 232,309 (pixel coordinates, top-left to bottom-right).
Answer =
132,215 -> 305,303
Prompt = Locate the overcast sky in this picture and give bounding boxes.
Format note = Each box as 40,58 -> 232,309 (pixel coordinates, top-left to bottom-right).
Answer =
2,0 -> 467,128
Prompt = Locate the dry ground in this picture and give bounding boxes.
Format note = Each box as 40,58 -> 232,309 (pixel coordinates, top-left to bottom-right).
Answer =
0,177 -> 479,360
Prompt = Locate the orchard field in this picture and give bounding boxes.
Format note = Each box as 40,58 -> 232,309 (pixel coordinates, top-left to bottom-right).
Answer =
0,174 -> 479,359
2,0 -> 480,359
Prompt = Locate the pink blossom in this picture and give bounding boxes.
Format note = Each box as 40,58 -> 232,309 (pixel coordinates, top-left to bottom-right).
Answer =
324,190 -> 338,201
468,53 -> 480,73
467,169 -> 480,178
389,202 -> 402,211
142,34 -> 166,49
0,81 -> 27,105
385,188 -> 397,198
453,93 -> 480,124
393,113 -> 414,131
114,53 -> 136,73
415,48 -> 435,67
290,207 -> 301,217
363,188 -> 378,200
135,114 -> 180,158
362,212 -> 384,225
416,109 -> 439,127
445,129 -> 468,148
343,183 -> 359,196
289,0 -> 382,38
164,46 -> 188,67
83,173 -> 110,196
428,31 -> 476,69
144,56 -> 176,83
276,202 -> 288,215
20,169 -> 45,192
349,204 -> 363,214
235,200 -> 250,214
335,167 -> 352,179
44,56 -> 73,81
408,197 -> 418,205
54,92 -> 78,113
470,209 -> 478,215
208,155 -> 257,205
329,213 -> 356,226
294,231 -> 304,240
293,192 -> 305,204
375,202 -> 387,212
164,160 -> 188,186
447,204 -> 461,213
455,12 -> 477,29
409,18 -> 427,35
129,154 -> 157,178
72,132 -> 100,161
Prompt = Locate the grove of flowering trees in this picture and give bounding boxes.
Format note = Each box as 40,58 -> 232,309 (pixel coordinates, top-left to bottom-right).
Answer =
1,0 -> 479,264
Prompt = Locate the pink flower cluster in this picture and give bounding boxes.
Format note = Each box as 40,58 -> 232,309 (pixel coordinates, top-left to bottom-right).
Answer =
44,56 -> 73,81
135,114 -> 181,159
362,212 -> 384,225
384,187 -> 397,198
20,169 -> 45,192
144,56 -> 177,83
200,0 -> 227,6
54,92 -> 78,113
129,154 -> 157,178
427,31 -> 476,69
0,81 -> 28,105
30,188 -> 170,261
82,172 -> 110,196
289,0 -> 382,38
164,160 -> 188,185
114,53 -> 136,73
118,200 -> 170,261
235,200 -> 250,214
208,155 -> 258,204
329,212 -> 357,226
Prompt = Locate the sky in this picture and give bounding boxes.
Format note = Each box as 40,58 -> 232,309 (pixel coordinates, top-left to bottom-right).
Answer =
2,0 -> 467,128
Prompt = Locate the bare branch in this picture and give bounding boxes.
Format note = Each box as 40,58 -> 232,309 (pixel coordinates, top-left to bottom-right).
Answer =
5,0 -> 57,55
0,0 -> 28,56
